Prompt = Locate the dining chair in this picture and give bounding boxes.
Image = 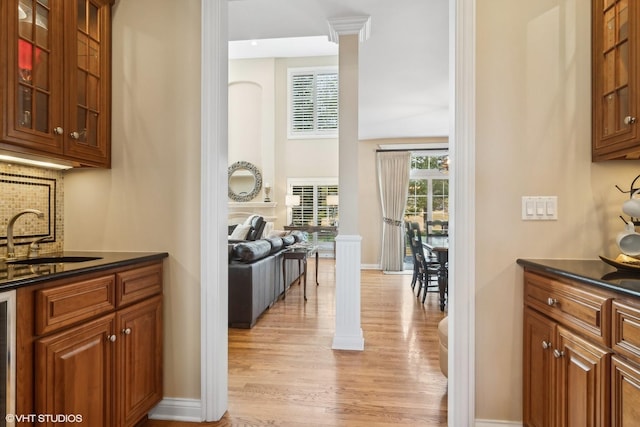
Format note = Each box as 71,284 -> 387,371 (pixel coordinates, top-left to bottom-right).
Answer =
426,220 -> 449,239
405,222 -> 420,290
407,222 -> 440,303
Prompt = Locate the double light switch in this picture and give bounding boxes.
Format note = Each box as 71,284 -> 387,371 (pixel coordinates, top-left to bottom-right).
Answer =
521,196 -> 558,220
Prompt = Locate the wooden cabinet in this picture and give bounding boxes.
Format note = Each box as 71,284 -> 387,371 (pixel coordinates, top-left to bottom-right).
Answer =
36,314 -> 115,426
17,260 -> 163,427
523,307 -> 556,427
0,0 -> 112,167
592,0 -> 640,160
523,270 -> 615,426
117,295 -> 163,427
555,326 -> 611,426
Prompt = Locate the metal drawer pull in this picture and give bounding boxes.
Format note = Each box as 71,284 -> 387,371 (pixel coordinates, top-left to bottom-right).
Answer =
624,116 -> 637,125
53,127 -> 63,135
542,340 -> 552,349
122,328 -> 132,335
547,297 -> 558,306
553,349 -> 564,358
107,334 -> 117,342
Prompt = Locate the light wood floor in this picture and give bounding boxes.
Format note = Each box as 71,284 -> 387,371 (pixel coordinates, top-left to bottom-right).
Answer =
144,260 -> 448,426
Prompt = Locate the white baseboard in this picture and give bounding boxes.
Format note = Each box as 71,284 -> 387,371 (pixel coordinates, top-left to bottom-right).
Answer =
361,263 -> 381,270
148,398 -> 522,426
148,398 -> 203,422
475,420 -> 523,427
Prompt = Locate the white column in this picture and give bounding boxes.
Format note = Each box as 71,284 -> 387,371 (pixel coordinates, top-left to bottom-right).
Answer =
328,16 -> 370,351
333,235 -> 364,350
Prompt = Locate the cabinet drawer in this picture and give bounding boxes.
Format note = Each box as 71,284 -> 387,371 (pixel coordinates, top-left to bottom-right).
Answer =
613,299 -> 640,362
35,275 -> 116,335
524,271 -> 612,345
116,262 -> 163,307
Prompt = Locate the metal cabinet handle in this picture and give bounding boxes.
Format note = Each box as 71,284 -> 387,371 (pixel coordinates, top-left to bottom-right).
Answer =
547,298 -> 558,306
553,349 -> 564,358
53,127 -> 63,135
122,328 -> 132,335
542,340 -> 552,350
70,131 -> 81,139
107,334 -> 117,342
624,116 -> 637,125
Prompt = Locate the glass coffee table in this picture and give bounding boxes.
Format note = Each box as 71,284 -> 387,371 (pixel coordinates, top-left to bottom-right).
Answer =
282,243 -> 319,301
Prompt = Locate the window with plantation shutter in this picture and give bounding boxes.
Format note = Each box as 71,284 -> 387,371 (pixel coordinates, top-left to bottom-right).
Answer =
289,181 -> 339,257
288,67 -> 338,138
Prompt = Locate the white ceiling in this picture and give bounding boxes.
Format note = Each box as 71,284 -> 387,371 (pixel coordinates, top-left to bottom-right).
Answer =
228,0 -> 450,140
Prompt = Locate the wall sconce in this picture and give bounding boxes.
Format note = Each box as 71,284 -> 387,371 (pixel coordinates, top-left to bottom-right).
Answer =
285,194 -> 300,226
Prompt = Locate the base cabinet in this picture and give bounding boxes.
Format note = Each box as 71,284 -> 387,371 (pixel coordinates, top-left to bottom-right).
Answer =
17,260 -> 163,427
555,326 -> 611,427
522,269 -> 638,426
523,307 -> 555,427
36,315 -> 115,426
117,296 -> 163,427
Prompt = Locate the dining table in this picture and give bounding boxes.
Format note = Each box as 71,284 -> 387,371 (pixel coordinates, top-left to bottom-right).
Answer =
424,236 -> 448,311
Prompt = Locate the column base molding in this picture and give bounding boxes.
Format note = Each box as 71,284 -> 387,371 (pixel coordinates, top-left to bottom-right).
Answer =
332,234 -> 364,351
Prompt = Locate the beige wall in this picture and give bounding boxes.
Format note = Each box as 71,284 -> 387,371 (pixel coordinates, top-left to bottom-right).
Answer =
56,0 -> 640,421
476,0 -> 640,421
229,58 -> 276,188
63,0 -> 202,399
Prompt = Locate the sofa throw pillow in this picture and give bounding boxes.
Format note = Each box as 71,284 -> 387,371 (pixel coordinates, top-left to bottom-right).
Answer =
234,240 -> 272,262
266,237 -> 284,254
229,223 -> 251,240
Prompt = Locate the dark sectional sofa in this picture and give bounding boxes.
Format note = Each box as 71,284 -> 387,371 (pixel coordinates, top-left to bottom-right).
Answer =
228,231 -> 305,328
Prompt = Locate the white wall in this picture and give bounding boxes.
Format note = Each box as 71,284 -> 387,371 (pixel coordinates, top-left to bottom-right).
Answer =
63,0 -> 202,399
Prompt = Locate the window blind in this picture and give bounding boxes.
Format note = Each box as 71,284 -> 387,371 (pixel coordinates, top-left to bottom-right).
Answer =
291,184 -> 339,226
289,69 -> 338,137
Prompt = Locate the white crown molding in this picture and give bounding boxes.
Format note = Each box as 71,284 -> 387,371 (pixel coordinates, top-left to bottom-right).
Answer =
327,16 -> 371,43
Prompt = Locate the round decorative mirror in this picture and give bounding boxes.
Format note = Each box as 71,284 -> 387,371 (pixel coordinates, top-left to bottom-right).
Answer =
228,161 -> 262,202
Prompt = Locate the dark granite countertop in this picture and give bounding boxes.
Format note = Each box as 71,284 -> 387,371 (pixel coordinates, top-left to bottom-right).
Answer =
0,251 -> 168,291
517,258 -> 640,298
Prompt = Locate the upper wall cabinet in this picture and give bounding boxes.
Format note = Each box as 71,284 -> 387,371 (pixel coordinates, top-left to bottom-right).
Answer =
0,0 -> 112,168
592,0 -> 640,161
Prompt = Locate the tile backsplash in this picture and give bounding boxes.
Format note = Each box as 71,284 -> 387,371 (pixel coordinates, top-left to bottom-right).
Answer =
0,162 -> 63,258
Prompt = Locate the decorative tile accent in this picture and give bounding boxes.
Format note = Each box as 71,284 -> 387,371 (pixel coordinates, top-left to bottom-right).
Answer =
0,162 -> 63,257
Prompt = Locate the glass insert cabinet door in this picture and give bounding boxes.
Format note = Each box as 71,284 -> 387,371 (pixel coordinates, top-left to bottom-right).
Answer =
6,0 -> 64,152
2,0 -> 111,166
593,0 -> 640,160
601,0 -> 630,138
63,0 -> 111,164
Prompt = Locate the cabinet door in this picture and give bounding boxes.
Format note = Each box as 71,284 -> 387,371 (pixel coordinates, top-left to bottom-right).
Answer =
612,355 -> 640,427
35,314 -> 115,427
555,326 -> 611,427
117,295 -> 162,427
1,0 -> 64,153
524,307 -> 556,427
60,0 -> 111,166
592,0 -> 640,160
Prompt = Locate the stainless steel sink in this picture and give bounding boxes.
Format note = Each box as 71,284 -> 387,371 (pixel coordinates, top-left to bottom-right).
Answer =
6,256 -> 102,265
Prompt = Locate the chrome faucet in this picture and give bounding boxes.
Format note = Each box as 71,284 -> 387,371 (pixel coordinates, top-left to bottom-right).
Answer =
5,209 -> 44,260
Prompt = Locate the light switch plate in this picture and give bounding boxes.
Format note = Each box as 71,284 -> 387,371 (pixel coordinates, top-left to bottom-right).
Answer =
522,196 -> 557,220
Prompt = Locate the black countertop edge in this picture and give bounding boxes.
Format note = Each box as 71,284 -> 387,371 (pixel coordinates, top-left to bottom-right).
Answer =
0,251 -> 169,291
516,258 -> 640,299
